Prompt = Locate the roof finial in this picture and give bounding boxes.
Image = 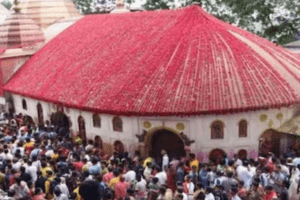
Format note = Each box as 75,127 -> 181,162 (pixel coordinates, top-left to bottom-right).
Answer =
191,1 -> 202,7
13,0 -> 21,13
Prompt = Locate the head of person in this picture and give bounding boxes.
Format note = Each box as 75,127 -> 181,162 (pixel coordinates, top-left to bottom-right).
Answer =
231,187 -> 238,195
127,188 -> 135,197
265,185 -> 274,194
252,182 -> 259,191
54,187 -> 62,197
161,149 -> 166,156
205,187 -> 213,194
79,180 -> 101,200
242,160 -> 249,167
275,165 -> 281,173
238,180 -> 244,188
177,186 -> 184,194
34,188 -> 43,196
112,169 -> 119,178
152,177 -> 159,184
196,183 -> 203,190
159,186 -> 166,195
119,175 -> 125,182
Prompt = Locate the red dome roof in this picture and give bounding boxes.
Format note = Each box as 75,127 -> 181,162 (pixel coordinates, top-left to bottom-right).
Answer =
0,13 -> 45,49
4,6 -> 300,116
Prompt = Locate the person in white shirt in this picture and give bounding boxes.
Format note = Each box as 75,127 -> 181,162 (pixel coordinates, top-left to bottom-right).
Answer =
26,160 -> 37,183
56,177 -> 70,197
4,149 -> 13,161
186,176 -> 195,200
161,150 -> 169,171
143,162 -> 152,182
176,186 -> 188,200
125,166 -> 136,182
32,157 -> 41,171
155,166 -> 167,186
205,187 -> 215,200
231,187 -> 241,200
236,160 -> 252,190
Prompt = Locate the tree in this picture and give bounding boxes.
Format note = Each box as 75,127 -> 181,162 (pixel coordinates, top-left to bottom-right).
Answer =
142,0 -> 175,10
73,0 -> 94,14
1,0 -> 12,10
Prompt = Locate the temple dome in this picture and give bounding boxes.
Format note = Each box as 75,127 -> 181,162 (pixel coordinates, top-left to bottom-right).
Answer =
0,12 -> 45,49
18,0 -> 81,28
4,6 -> 300,116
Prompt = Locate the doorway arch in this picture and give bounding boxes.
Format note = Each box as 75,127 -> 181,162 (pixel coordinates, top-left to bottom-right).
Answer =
148,129 -> 186,162
51,111 -> 70,128
37,103 -> 44,125
78,116 -> 87,142
114,140 -> 124,153
259,129 -> 281,157
238,149 -> 248,160
209,148 -> 226,164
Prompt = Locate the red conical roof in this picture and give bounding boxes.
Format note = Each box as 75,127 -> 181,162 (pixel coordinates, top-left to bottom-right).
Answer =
4,6 -> 300,116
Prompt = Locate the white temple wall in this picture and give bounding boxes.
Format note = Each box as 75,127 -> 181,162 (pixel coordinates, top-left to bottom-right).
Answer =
12,94 -> 297,161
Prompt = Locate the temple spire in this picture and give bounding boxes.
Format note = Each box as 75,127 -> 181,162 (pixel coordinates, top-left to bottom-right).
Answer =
13,0 -> 21,13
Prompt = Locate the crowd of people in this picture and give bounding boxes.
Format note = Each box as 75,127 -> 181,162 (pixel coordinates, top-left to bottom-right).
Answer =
0,112 -> 300,200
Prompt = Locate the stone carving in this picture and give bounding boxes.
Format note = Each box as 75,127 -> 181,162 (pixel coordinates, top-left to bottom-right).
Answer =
179,132 -> 195,146
136,130 -> 148,143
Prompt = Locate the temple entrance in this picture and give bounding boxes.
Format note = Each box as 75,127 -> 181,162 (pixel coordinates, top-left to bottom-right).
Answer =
259,129 -> 300,158
50,111 -> 70,136
114,140 -> 125,153
238,149 -> 248,160
259,129 -> 281,157
51,111 -> 70,128
37,103 -> 44,125
150,129 -> 185,165
209,149 -> 226,164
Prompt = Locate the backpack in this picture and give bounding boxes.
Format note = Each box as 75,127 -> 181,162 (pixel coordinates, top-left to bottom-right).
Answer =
103,187 -> 114,200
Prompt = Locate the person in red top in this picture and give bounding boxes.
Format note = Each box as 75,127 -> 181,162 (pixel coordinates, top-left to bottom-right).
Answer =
263,185 -> 278,200
73,157 -> 84,171
114,175 -> 129,200
103,166 -> 114,184
166,164 -> 176,192
237,180 -> 248,199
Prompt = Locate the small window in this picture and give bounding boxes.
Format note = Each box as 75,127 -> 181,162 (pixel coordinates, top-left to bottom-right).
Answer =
239,120 -> 248,138
93,114 -> 101,128
211,120 -> 224,139
22,99 -> 27,110
112,116 -> 123,132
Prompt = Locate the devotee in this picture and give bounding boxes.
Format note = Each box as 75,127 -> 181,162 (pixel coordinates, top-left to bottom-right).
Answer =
2,111 -> 300,200
161,150 -> 169,171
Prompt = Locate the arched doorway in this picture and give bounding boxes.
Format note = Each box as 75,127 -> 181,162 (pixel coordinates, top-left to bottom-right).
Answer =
50,111 -> 70,136
114,140 -> 124,153
259,129 -> 281,157
95,136 -> 103,149
51,111 -> 70,128
238,149 -> 248,160
209,149 -> 226,164
78,116 -> 86,142
150,129 -> 186,163
37,103 -> 44,125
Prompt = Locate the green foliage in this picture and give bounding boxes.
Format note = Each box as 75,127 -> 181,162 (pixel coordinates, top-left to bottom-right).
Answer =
1,0 -> 12,10
142,0 -> 175,10
73,0 -> 94,14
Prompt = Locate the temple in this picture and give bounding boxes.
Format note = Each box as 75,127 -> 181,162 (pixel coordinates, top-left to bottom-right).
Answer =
1,2 -> 300,162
